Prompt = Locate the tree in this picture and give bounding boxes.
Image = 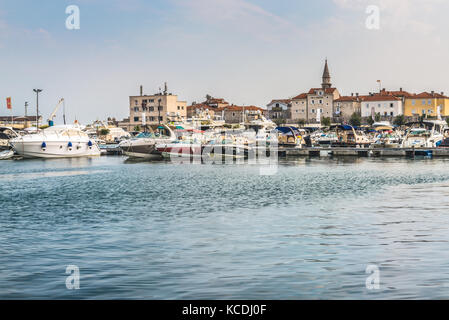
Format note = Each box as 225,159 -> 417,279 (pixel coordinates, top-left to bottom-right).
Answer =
99,128 -> 110,136
133,125 -> 141,132
393,114 -> 405,126
375,112 -> 381,122
296,119 -> 306,127
349,113 -> 361,127
367,117 -> 374,126
446,117 -> 449,127
321,117 -> 331,127
273,118 -> 286,126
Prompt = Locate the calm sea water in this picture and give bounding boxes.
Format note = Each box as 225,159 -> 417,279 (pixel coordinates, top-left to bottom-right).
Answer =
1,156 -> 449,299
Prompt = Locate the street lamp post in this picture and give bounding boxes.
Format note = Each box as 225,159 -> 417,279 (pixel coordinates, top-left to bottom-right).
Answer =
24,101 -> 29,128
158,98 -> 162,125
33,89 -> 42,129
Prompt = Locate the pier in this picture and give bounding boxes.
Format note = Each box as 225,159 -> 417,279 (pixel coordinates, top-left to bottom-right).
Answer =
283,147 -> 449,158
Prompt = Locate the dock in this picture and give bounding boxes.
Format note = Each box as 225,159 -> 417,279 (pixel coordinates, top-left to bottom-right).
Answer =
283,147 -> 449,158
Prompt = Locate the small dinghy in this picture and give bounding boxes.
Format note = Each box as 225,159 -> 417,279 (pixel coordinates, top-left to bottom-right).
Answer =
0,150 -> 14,160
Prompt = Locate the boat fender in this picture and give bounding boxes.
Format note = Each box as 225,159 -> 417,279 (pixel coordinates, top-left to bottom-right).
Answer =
68,142 -> 73,150
41,142 -> 47,151
88,140 -> 93,147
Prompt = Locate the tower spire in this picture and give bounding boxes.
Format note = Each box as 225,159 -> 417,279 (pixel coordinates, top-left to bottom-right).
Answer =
322,59 -> 331,89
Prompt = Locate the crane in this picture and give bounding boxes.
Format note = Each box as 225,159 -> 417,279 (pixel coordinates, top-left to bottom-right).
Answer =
47,98 -> 65,126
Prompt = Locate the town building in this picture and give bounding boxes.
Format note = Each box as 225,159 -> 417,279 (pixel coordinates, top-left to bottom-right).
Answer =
334,94 -> 363,122
218,105 -> 265,124
0,115 -> 42,129
187,96 -> 230,120
266,99 -> 291,121
279,59 -> 341,123
361,95 -> 403,118
404,91 -> 449,117
128,83 -> 187,130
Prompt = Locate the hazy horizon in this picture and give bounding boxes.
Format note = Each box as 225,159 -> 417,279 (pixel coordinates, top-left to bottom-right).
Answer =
1,0 -> 449,124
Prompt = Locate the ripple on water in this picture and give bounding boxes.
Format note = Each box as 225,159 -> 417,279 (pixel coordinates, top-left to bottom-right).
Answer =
1,157 -> 449,299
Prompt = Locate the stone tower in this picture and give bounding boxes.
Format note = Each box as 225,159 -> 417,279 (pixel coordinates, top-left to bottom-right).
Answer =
321,59 -> 332,89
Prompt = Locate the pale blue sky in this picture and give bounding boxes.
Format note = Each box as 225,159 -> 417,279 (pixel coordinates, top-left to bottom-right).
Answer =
1,0 -> 449,123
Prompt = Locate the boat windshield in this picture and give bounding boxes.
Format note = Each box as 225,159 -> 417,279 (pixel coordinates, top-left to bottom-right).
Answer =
136,132 -> 156,138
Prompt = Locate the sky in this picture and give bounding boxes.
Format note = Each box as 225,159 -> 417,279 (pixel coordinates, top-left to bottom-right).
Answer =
1,0 -> 449,124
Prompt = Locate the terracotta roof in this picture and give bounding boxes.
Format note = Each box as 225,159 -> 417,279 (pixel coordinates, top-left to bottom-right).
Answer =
362,95 -> 400,102
409,92 -> 449,99
218,105 -> 265,112
308,88 -> 337,94
334,96 -> 363,102
291,93 -> 308,100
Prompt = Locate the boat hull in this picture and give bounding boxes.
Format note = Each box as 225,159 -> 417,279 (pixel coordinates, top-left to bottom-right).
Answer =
10,140 -> 101,159
119,142 -> 163,159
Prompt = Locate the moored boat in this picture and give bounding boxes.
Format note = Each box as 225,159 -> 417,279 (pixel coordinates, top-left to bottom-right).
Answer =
9,125 -> 101,158
118,125 -> 176,159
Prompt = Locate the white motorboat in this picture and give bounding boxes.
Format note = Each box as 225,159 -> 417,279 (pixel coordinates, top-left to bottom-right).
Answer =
0,150 -> 14,160
9,125 -> 101,158
0,127 -> 19,150
401,120 -> 446,148
118,125 -> 176,159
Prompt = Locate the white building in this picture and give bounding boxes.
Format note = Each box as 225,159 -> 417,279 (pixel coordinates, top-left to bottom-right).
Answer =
361,95 -> 403,118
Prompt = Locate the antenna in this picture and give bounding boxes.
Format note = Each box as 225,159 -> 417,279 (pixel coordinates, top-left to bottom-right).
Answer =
63,99 -> 66,125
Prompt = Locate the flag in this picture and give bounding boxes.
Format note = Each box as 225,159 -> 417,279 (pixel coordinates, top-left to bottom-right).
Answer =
6,97 -> 11,110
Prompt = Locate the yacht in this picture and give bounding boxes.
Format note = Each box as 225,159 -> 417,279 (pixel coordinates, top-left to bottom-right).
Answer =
118,124 -> 176,159
401,120 -> 446,148
9,125 -> 101,158
331,125 -> 372,148
0,127 -> 19,150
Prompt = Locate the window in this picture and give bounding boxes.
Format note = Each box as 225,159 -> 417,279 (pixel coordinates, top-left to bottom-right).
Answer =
428,109 -> 432,114
319,100 -> 322,104
422,109 -> 426,114
422,100 -> 426,105
149,99 -> 154,103
390,103 -> 394,108
133,117 -> 139,122
311,100 -> 315,104
378,104 -> 381,108
177,106 -> 180,110
149,107 -> 154,112
412,100 -> 416,106
312,109 -> 315,113
428,100 -> 432,105
135,100 -> 138,106
134,107 -> 139,112
390,112 -> 394,116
